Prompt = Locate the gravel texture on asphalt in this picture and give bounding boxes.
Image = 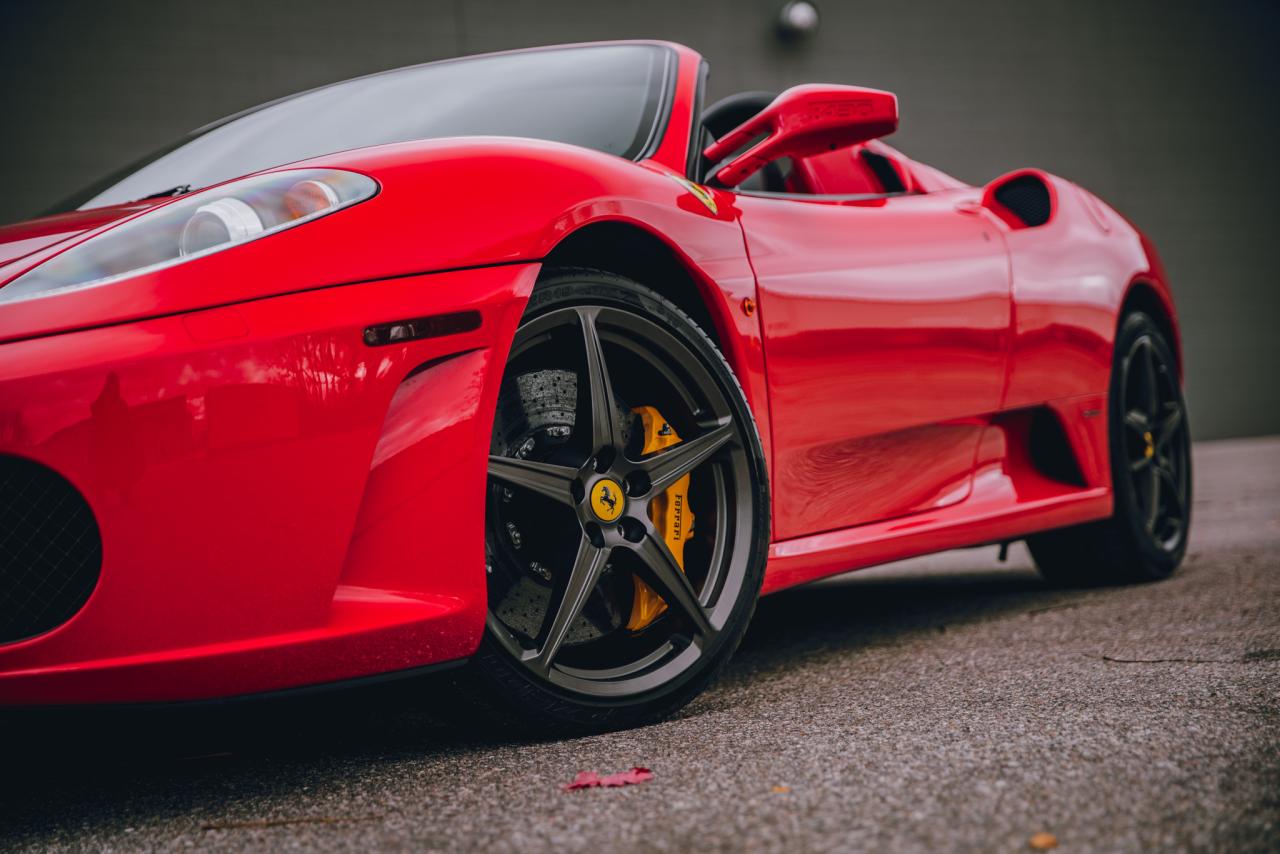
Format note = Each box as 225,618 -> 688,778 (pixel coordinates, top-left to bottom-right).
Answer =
2,437 -> 1277,852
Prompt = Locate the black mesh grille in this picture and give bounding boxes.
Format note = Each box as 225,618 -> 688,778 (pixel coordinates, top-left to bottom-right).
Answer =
0,456 -> 102,644
993,175 -> 1052,227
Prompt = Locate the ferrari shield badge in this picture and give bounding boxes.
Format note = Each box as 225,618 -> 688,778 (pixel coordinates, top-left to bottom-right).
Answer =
667,174 -> 718,215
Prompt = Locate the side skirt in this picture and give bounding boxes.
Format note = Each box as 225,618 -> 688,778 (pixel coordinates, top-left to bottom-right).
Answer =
762,402 -> 1112,593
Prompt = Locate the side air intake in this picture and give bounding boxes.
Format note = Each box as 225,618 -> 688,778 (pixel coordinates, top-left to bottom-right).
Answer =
992,174 -> 1053,227
0,456 -> 102,644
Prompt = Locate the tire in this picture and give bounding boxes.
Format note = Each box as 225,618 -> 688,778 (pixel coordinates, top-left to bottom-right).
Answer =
1028,311 -> 1192,586
456,268 -> 770,734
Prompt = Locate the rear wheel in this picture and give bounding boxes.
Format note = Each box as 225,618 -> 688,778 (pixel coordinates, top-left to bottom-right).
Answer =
1028,312 -> 1191,585
459,269 -> 769,733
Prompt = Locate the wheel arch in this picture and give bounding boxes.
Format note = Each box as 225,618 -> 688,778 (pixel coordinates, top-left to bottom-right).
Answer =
541,219 -> 733,359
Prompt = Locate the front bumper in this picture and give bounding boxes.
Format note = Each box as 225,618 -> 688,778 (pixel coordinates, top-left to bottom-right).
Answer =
0,263 -> 539,705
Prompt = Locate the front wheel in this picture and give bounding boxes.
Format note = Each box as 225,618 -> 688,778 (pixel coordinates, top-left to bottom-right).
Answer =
1028,311 -> 1192,585
458,269 -> 770,733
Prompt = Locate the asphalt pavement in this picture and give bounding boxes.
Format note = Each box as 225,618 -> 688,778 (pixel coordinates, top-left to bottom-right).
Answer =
2,437 -> 1277,852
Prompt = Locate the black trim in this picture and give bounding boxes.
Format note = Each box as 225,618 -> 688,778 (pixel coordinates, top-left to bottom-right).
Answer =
685,59 -> 711,179
1028,408 -> 1087,486
861,150 -> 907,194
632,46 -> 679,162
0,657 -> 467,713
735,189 -> 915,202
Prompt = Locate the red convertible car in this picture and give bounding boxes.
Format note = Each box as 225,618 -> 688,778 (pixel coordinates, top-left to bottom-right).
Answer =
0,41 -> 1189,731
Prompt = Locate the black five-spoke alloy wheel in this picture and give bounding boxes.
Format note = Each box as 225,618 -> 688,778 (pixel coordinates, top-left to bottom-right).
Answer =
458,269 -> 769,732
1118,326 -> 1190,553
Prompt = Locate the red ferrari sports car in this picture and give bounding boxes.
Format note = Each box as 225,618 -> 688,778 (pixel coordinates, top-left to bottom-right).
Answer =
0,41 -> 1189,731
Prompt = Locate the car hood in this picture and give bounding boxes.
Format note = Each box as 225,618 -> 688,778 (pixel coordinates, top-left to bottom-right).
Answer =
0,202 -> 158,268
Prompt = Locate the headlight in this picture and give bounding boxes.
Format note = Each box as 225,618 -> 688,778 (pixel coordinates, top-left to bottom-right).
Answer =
0,169 -> 378,304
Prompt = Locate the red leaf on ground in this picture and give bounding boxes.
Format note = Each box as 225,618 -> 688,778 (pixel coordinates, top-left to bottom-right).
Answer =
564,767 -> 653,791
564,772 -> 601,791
600,767 -> 653,787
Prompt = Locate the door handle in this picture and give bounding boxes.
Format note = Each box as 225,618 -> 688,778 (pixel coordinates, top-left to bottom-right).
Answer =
954,199 -> 984,215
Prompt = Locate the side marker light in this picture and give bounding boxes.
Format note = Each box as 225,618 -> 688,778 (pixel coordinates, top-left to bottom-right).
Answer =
362,310 -> 481,346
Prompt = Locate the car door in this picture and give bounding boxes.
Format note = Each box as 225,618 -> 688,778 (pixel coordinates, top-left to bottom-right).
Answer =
735,186 -> 1012,540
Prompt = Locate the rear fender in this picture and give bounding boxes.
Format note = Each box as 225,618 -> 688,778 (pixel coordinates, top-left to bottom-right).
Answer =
993,169 -> 1156,410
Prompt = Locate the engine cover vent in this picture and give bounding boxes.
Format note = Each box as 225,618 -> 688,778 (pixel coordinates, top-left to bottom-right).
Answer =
0,456 -> 102,644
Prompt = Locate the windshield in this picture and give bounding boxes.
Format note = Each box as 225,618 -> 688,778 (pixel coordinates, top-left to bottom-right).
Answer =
54,44 -> 673,213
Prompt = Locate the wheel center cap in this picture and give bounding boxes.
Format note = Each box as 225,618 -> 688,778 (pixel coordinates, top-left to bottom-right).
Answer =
1143,431 -> 1155,459
589,477 -> 625,522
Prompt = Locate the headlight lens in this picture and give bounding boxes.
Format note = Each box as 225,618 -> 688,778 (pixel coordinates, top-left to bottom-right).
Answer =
0,169 -> 378,304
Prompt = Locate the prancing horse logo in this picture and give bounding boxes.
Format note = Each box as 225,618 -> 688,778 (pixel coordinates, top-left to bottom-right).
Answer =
590,478 -> 625,522
599,484 -> 617,512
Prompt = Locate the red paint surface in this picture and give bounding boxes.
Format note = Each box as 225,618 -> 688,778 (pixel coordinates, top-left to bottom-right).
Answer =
0,41 -> 1180,705
735,188 -> 1012,538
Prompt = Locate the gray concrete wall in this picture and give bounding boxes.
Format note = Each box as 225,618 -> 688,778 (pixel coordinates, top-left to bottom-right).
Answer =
2,0 -> 1276,439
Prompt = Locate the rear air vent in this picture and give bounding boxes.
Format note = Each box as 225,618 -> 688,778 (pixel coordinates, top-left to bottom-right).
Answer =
0,456 -> 102,644
1028,409 -> 1086,486
992,174 -> 1053,227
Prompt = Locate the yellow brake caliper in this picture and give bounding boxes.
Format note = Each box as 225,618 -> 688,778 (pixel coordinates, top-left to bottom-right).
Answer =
626,406 -> 695,631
